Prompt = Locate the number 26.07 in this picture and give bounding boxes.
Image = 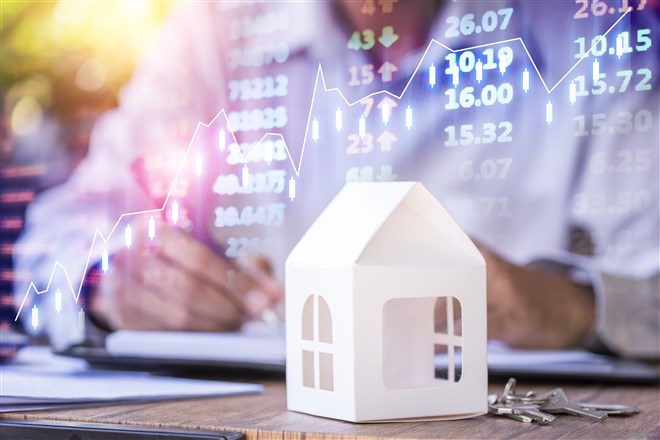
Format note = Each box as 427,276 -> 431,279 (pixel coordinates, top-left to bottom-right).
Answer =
444,8 -> 513,38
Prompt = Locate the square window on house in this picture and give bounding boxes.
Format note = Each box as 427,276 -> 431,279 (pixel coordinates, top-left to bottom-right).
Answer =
383,296 -> 463,389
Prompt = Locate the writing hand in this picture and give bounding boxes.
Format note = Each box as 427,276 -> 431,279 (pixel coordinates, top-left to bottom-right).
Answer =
91,220 -> 282,331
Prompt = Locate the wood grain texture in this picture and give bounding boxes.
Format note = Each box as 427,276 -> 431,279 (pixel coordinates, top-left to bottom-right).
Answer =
2,381 -> 659,439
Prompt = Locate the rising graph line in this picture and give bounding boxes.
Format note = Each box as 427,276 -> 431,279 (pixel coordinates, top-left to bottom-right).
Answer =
15,8 -> 631,321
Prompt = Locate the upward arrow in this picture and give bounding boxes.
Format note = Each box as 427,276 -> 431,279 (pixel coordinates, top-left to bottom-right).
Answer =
378,0 -> 398,14
376,130 -> 397,152
378,26 -> 399,48
376,96 -> 399,111
377,61 -> 398,82
376,96 -> 398,124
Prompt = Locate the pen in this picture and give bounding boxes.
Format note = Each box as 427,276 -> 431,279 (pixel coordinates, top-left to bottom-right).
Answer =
260,307 -> 285,334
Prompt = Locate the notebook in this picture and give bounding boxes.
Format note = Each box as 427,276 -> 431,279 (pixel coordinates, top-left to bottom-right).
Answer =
60,330 -> 659,383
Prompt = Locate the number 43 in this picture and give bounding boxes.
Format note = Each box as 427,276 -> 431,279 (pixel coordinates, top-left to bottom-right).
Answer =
347,29 -> 375,51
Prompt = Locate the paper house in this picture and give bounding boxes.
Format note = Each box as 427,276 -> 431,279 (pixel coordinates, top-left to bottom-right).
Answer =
285,182 -> 487,422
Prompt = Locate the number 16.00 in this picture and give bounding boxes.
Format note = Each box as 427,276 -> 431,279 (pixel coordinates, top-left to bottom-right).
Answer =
445,83 -> 514,110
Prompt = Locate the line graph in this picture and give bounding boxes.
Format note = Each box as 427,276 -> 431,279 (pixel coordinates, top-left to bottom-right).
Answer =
15,8 -> 631,322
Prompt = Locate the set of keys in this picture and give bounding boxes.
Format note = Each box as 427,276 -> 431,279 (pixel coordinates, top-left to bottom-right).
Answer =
488,378 -> 640,424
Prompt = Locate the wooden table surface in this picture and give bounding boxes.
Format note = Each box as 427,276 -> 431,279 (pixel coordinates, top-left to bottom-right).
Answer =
2,380 -> 659,439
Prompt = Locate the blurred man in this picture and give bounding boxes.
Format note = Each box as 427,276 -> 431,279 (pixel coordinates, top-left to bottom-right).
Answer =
15,1 -> 659,357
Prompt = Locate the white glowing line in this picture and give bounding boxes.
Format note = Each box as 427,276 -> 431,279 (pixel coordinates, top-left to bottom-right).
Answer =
14,8 -> 631,321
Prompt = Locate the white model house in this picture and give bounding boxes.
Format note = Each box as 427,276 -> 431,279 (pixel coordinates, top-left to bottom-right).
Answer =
285,182 -> 487,422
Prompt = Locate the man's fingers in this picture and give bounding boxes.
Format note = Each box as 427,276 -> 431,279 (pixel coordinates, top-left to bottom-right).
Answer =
155,267 -> 247,331
240,255 -> 273,276
109,248 -> 245,331
159,227 -> 283,307
135,253 -> 246,331
233,256 -> 284,317
105,268 -> 186,330
153,225 -> 255,313
117,271 -> 243,332
156,224 -> 231,284
236,257 -> 283,301
106,221 -> 283,327
123,222 -> 250,316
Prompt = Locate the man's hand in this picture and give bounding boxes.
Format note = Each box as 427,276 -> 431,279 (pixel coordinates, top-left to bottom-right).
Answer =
90,220 -> 282,331
479,244 -> 595,349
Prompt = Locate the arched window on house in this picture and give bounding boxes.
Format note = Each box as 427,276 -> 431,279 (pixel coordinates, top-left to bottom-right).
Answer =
301,294 -> 334,391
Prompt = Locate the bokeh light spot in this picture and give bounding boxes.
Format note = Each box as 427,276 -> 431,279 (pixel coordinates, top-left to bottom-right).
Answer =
10,96 -> 43,137
75,59 -> 107,92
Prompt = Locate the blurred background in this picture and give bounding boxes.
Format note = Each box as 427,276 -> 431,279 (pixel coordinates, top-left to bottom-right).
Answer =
1,0 -> 176,333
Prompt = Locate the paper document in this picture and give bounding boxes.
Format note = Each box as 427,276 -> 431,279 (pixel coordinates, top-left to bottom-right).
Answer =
436,341 -> 609,368
0,347 -> 263,412
435,341 -> 659,382
101,331 -> 656,383
106,327 -> 286,366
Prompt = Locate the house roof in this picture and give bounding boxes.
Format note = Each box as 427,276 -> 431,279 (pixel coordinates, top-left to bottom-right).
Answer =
287,182 -> 485,267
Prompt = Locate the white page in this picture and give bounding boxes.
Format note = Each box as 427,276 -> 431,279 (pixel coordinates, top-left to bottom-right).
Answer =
0,347 -> 263,412
484,340 -> 611,366
106,326 -> 286,365
0,369 -> 262,402
435,341 -> 611,369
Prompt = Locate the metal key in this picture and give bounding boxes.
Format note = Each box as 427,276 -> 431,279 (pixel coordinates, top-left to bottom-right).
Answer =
491,403 -> 556,424
488,405 -> 534,424
504,391 -> 552,406
505,413 -> 534,423
540,388 -> 608,421
514,406 -> 556,424
578,402 -> 640,416
501,378 -> 517,402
